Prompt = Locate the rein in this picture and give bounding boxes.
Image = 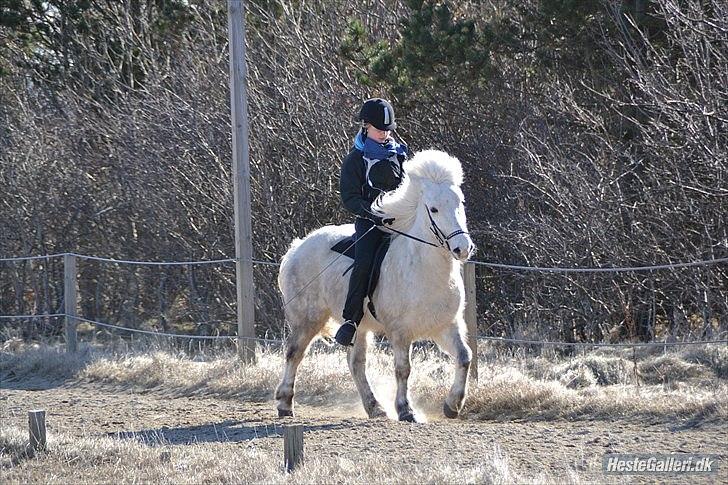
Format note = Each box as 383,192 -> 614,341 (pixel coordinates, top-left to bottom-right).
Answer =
383,204 -> 469,251
385,227 -> 439,247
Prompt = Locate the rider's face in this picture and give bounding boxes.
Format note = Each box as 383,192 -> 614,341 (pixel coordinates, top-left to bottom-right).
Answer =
365,124 -> 391,144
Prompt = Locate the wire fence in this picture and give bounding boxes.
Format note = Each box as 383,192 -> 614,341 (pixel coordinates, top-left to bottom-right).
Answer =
2,312 -> 726,348
71,315 -> 279,343
1,252 -> 726,272
1,250 -> 726,349
0,314 -> 66,320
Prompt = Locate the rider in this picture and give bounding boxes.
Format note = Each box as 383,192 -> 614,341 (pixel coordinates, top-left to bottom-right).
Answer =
335,98 -> 409,347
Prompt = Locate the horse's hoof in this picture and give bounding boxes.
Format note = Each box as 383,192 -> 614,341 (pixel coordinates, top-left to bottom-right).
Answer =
367,406 -> 387,419
278,408 -> 294,417
443,402 -> 459,419
398,412 -> 416,423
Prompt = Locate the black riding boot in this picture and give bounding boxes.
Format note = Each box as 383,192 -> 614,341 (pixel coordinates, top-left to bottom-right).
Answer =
337,218 -> 384,346
335,320 -> 358,346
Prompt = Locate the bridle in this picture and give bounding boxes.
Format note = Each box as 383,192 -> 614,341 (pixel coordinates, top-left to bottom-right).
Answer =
385,204 -> 469,253
425,205 -> 469,252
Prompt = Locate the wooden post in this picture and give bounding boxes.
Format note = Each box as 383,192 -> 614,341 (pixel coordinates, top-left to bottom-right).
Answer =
28,410 -> 46,451
64,254 -> 78,353
227,0 -> 256,363
463,262 -> 478,383
283,425 -> 304,472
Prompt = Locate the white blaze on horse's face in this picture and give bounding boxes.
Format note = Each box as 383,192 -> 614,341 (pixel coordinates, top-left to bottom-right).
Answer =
424,183 -> 474,261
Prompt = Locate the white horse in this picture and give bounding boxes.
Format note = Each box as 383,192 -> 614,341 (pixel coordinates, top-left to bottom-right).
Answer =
274,149 -> 475,422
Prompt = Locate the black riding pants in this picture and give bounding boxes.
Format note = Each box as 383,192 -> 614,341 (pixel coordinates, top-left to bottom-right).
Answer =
342,217 -> 386,324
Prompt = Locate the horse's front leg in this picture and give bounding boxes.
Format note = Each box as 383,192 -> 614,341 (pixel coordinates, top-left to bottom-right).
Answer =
434,320 -> 472,418
391,336 -> 416,422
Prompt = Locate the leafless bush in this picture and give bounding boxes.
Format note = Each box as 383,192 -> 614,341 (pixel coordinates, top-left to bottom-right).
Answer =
479,0 -> 727,342
1,1 -> 386,337
1,0 -> 724,343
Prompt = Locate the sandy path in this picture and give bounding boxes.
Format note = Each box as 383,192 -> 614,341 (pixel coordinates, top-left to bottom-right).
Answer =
2,380 -> 726,483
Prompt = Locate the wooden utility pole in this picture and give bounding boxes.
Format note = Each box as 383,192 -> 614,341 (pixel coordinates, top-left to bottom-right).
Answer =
227,0 -> 256,363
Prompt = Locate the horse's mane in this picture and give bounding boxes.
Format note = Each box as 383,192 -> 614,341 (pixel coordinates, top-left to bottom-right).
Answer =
405,149 -> 463,186
372,150 -> 463,219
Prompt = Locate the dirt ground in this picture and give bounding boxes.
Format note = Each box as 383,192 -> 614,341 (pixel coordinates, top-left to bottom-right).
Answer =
1,378 -> 726,484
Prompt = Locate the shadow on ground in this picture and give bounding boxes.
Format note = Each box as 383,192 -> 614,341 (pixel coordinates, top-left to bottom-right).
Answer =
0,373 -> 71,391
108,420 -> 352,445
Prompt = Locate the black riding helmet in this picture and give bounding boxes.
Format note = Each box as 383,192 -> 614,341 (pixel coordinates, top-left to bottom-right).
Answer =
358,98 -> 397,131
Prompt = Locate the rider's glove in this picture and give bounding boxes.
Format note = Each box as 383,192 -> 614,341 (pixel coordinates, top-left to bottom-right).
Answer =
370,214 -> 395,226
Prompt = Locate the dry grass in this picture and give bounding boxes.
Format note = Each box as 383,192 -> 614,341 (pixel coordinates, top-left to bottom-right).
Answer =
0,425 -> 555,484
2,341 -> 725,484
0,340 -> 90,383
681,346 -> 728,379
2,340 -> 725,424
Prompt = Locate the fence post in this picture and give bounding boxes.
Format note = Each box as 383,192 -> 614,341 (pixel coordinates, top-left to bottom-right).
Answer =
283,425 -> 304,472
64,254 -> 78,352
463,262 -> 478,383
28,410 -> 46,451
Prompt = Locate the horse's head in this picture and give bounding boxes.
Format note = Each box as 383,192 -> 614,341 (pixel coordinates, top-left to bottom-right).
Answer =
421,178 -> 475,262
376,149 -> 475,262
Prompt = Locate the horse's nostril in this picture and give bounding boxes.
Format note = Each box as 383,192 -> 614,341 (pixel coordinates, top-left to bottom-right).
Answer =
453,247 -> 461,255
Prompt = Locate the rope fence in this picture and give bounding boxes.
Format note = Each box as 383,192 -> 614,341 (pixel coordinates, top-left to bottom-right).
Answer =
1,251 -> 726,358
1,252 -> 726,272
72,254 -> 236,266
469,257 -> 728,273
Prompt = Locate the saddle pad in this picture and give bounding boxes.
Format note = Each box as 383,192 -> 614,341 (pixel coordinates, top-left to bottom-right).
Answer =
330,235 -> 356,259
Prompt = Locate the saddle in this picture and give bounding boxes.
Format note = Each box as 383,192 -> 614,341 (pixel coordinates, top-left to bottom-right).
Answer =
330,233 -> 391,319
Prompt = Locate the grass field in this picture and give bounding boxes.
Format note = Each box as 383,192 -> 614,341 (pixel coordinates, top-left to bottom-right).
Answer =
1,339 -> 726,483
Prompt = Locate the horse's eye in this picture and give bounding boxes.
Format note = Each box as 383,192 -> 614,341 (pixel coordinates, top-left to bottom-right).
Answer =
430,207 -> 438,213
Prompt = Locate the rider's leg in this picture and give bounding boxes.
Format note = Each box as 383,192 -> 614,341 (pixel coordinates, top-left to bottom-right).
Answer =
336,217 -> 383,346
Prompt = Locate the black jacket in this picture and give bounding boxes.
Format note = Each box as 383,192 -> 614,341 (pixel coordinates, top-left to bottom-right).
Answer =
339,147 -> 407,220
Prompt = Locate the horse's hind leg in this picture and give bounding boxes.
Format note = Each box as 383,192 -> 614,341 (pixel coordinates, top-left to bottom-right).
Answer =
275,317 -> 323,417
347,330 -> 385,418
433,320 -> 472,419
